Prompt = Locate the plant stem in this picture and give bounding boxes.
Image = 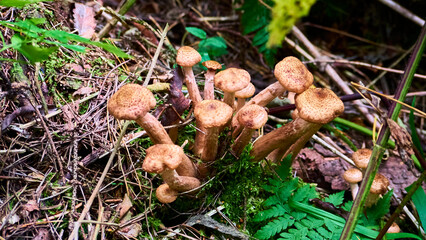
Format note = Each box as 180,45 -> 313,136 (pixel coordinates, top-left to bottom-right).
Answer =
376,171 -> 426,239
339,22 -> 426,240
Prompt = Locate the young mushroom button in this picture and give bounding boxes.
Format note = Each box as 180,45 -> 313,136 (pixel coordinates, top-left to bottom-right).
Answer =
202,60 -> 222,100
194,100 -> 233,162
176,46 -> 203,105
343,168 -> 363,199
352,148 -> 372,170
107,84 -> 173,144
156,183 -> 178,203
234,83 -> 256,112
214,68 -> 250,108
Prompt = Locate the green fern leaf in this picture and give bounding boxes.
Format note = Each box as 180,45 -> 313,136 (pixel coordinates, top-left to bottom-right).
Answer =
307,230 -> 324,239
301,216 -> 324,229
317,226 -> 332,238
365,190 -> 393,225
254,215 -> 295,240
292,184 -> 318,203
253,204 -> 289,222
264,194 -> 281,207
324,191 -> 345,206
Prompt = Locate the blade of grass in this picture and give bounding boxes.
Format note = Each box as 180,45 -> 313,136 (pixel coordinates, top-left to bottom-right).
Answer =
339,22 -> 426,240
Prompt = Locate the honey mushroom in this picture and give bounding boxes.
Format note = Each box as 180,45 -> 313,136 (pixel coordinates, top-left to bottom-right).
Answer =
143,144 -> 201,195
233,56 -> 313,137
202,60 -> 222,100
176,46 -> 203,105
108,84 -> 173,144
214,68 -> 251,108
250,88 -> 344,162
343,168 -> 363,199
234,82 -> 256,112
156,183 -> 178,204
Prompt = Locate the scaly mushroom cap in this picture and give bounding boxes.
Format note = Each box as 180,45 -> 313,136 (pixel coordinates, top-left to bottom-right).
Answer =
176,46 -> 201,67
238,105 -> 268,129
352,148 -> 372,169
194,100 -> 233,128
202,60 -> 222,70
370,173 -> 390,195
274,56 -> 313,93
108,84 -> 156,120
214,68 -> 251,93
156,183 -> 178,203
143,144 -> 185,173
343,168 -> 363,184
295,88 -> 344,124
235,83 -> 256,99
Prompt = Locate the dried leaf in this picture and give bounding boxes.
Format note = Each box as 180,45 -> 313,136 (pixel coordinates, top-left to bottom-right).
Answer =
62,102 -> 79,131
72,86 -> 93,96
118,223 -> 142,238
133,22 -> 159,45
117,194 -> 133,219
22,200 -> 39,212
73,3 -> 96,39
387,118 -> 415,165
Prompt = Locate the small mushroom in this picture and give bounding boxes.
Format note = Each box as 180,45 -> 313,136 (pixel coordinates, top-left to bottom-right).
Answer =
352,148 -> 372,170
234,83 -> 255,112
365,173 -> 390,207
176,46 -> 203,105
202,60 -> 222,100
108,84 -> 173,144
194,100 -> 233,162
156,183 -> 178,203
250,88 -> 344,162
343,168 -> 363,199
387,222 -> 401,233
143,144 -> 201,192
232,105 -> 268,155
214,68 -> 250,108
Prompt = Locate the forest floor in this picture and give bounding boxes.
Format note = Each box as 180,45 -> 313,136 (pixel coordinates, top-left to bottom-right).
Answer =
0,0 -> 425,239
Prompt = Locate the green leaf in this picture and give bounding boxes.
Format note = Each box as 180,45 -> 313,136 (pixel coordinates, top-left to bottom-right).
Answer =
276,154 -> 292,179
292,184 -> 317,203
198,36 -> 227,57
253,204 -> 289,222
407,183 -> 426,232
185,27 -> 207,40
0,0 -> 52,7
324,191 -> 345,206
342,200 -> 353,212
252,26 -> 269,46
11,34 -> 57,63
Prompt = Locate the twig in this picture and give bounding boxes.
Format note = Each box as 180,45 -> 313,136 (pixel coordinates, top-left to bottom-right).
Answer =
68,120 -> 131,240
291,26 -> 376,125
302,59 -> 426,80
143,24 -> 169,86
311,134 -> 355,166
34,63 -> 48,114
378,0 -> 425,27
97,0 -> 137,40
0,149 -> 26,154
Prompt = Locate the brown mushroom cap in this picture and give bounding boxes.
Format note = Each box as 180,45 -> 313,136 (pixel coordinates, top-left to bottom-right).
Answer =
202,60 -> 222,70
194,100 -> 233,128
107,84 -> 156,120
214,68 -> 251,93
352,148 -> 372,169
343,168 -> 363,184
156,183 -> 178,203
274,56 -> 313,94
387,222 -> 401,233
142,144 -> 184,173
235,83 -> 256,99
295,88 -> 344,124
238,105 -> 268,129
176,46 -> 202,67
370,173 -> 390,195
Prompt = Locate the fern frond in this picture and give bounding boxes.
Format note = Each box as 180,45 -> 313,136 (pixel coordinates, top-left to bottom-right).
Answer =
254,215 -> 295,240
292,184 -> 318,203
253,204 -> 288,222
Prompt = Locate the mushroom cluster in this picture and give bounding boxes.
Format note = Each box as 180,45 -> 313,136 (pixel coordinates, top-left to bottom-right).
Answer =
107,47 -> 346,203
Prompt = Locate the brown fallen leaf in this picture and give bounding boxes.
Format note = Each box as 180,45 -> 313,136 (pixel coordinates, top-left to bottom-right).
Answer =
33,228 -> 53,240
62,102 -> 80,131
73,3 -> 96,39
72,86 -> 93,97
387,118 -> 415,167
117,194 -> 133,220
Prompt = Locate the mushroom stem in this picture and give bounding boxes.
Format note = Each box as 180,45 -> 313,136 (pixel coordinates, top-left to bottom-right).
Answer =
182,67 -> 203,105
247,82 -> 286,107
223,92 -> 236,107
250,117 -> 319,162
136,113 -> 173,144
176,152 -> 198,178
156,183 -> 178,203
267,124 -> 321,163
235,98 -> 246,112
349,183 -> 360,200
193,119 -> 206,157
201,127 -> 220,162
204,70 -> 216,100
232,127 -> 255,155
161,168 -> 201,192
